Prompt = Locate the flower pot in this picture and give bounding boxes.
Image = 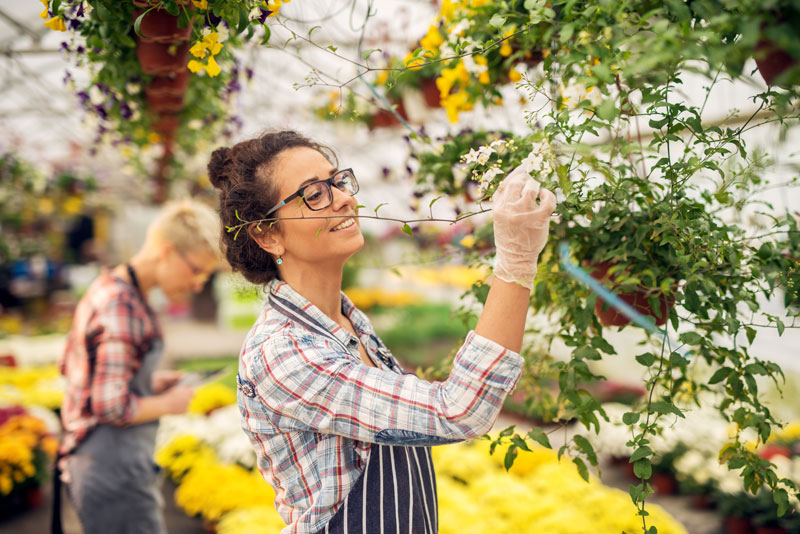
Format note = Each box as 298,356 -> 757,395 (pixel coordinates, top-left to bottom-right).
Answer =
724,517 -> 752,534
153,114 -> 180,136
146,91 -> 184,112
369,100 -> 408,129
137,40 -> 191,75
754,38 -> 799,87
589,261 -> 674,327
146,70 -> 190,96
420,77 -> 441,108
689,493 -> 714,510
650,472 -> 678,495
754,527 -> 788,534
134,8 -> 192,43
24,486 -> 44,509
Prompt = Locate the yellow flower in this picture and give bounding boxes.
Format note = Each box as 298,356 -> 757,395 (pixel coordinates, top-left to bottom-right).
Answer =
508,69 -> 522,82
442,90 -> 472,123
191,0 -> 208,8
190,31 -> 224,59
188,59 -> 205,73
147,132 -> 161,144
43,15 -> 66,32
39,0 -> 49,19
478,71 -> 490,84
205,54 -> 221,77
499,42 -> 513,57
188,382 -> 236,414
420,25 -> 444,51
459,235 -> 475,248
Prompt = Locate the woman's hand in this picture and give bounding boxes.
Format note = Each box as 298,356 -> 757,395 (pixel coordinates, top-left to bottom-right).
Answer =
151,369 -> 184,394
492,166 -> 557,290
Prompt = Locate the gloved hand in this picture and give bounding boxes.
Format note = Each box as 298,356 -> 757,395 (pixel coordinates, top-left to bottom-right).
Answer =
492,166 -> 557,290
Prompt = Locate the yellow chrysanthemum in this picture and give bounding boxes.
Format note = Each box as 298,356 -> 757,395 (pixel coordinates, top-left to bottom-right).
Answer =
420,25 -> 444,51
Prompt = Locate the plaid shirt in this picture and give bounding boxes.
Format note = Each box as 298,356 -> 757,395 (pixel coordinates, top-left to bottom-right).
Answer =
237,280 -> 523,534
59,269 -> 161,456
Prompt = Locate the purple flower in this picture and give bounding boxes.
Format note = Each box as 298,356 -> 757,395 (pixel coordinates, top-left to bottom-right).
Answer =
256,9 -> 272,24
60,42 -> 70,53
120,102 -> 132,119
62,71 -> 73,85
76,45 -> 85,54
245,68 -> 254,80
77,91 -> 89,105
94,105 -> 107,120
381,167 -> 390,177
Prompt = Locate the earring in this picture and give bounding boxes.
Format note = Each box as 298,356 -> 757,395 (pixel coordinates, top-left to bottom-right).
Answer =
276,255 -> 283,265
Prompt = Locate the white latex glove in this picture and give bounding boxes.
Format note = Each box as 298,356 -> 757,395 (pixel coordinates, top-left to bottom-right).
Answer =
492,166 -> 557,290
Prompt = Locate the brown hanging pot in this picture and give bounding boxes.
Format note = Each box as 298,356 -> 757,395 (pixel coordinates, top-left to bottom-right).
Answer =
146,89 -> 185,112
152,113 -> 180,137
137,40 -> 191,75
133,7 -> 192,43
369,100 -> 409,129
754,38 -> 799,87
589,261 -> 674,327
146,70 -> 190,97
419,77 -> 441,108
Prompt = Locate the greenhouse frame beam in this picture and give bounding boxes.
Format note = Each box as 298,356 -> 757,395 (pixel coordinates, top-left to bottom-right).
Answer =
0,8 -> 43,43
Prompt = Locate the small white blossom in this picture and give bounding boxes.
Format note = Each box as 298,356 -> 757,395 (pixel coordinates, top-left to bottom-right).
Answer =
216,26 -> 229,42
462,148 -> 480,164
249,7 -> 262,20
448,19 -> 471,38
587,86 -> 603,107
479,166 -> 504,191
476,145 -> 495,165
188,119 -> 203,130
562,82 -> 588,109
126,83 -> 140,95
88,85 -> 104,105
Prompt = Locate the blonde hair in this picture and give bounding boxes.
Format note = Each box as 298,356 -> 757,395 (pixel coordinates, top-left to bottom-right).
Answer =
146,199 -> 221,259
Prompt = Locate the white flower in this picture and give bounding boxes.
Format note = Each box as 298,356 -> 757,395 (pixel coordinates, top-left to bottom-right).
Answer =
89,85 -> 104,105
216,26 -> 229,42
562,82 -> 588,109
188,119 -> 203,130
448,19 -> 471,38
249,7 -> 262,20
519,152 -> 544,174
587,87 -> 603,107
476,145 -> 495,165
479,166 -> 504,191
126,83 -> 140,95
462,148 -> 480,164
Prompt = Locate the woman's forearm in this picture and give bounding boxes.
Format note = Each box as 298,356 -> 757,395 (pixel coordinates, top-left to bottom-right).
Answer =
473,277 -> 531,353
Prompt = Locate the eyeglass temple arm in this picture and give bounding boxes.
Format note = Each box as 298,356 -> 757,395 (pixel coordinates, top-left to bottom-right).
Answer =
265,200 -> 286,217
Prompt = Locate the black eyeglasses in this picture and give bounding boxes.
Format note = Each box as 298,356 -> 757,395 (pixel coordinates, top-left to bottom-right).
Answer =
265,168 -> 359,217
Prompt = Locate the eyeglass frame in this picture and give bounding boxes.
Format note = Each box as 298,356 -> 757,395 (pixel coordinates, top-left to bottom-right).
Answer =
174,247 -> 207,280
264,168 -> 359,217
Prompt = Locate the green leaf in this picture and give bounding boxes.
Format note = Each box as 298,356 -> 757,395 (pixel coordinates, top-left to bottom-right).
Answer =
708,367 -> 732,384
573,435 -> 598,466
590,336 -> 617,355
261,25 -> 271,45
308,25 -> 321,37
635,352 -> 656,367
595,98 -> 618,121
527,427 -> 552,449
622,412 -> 640,425
511,435 -> 531,452
629,446 -> 653,463
361,48 -> 382,60
574,346 -> 601,360
327,45 -> 338,53
489,14 -> 506,28
633,459 -> 652,479
559,23 -> 574,44
374,203 -> 388,214
402,223 -> 413,236
679,331 -> 703,345
134,11 -> 147,39
573,457 -> 589,482
777,319 -> 785,336
745,327 -> 757,345
650,401 -> 684,418
504,445 -> 518,471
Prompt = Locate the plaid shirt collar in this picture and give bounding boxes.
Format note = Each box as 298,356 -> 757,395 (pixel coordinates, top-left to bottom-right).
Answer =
267,279 -> 368,351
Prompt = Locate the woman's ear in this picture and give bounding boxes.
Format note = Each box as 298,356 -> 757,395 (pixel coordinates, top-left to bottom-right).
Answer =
248,222 -> 284,256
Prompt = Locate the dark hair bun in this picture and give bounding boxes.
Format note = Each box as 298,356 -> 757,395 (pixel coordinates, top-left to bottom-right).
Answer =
208,147 -> 231,188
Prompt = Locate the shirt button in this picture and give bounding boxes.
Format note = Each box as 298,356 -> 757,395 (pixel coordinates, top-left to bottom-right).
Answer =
348,338 -> 358,348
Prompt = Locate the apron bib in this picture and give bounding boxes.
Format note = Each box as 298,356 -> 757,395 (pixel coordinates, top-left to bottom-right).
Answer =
66,339 -> 165,534
316,443 -> 438,534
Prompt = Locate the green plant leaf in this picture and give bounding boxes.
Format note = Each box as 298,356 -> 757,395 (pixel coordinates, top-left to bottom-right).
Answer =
489,14 -> 506,28
504,445 -> 518,471
573,456 -> 589,482
261,25 -> 271,45
402,223 -> 413,236
527,427 -> 551,449
633,459 -> 652,479
635,352 -> 655,367
362,48 -> 382,60
708,368 -> 732,384
622,412 -> 640,425
629,446 -> 653,463
573,435 -> 598,466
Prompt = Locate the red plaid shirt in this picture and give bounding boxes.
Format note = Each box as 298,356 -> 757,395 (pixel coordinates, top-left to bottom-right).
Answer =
58,269 -> 161,455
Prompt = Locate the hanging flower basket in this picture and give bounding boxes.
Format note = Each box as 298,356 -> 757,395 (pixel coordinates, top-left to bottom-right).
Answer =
152,113 -> 180,136
589,262 -> 674,327
369,100 -> 409,129
146,91 -> 185,113
147,70 -> 190,96
137,40 -> 191,75
754,38 -> 799,87
419,77 -> 441,108
133,8 -> 192,43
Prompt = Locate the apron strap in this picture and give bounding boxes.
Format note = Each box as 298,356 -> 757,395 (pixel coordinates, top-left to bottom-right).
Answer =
51,452 -> 64,534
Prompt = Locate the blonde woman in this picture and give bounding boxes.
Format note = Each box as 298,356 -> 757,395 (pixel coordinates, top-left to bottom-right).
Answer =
56,199 -> 221,534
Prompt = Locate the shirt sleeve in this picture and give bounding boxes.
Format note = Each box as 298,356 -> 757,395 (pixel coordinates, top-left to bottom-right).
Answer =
247,330 -> 523,444
88,296 -> 143,425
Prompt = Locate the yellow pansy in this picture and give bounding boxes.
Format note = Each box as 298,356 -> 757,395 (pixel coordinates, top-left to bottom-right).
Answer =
188,59 -> 205,73
442,90 -> 472,123
191,0 -> 208,8
420,25 -> 444,51
478,71 -> 490,84
508,69 -> 522,82
500,42 -> 513,57
39,0 -> 49,19
205,54 -> 221,77
190,31 -> 224,59
44,15 -> 66,32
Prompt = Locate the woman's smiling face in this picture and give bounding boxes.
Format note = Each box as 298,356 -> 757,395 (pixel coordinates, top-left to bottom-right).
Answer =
267,146 -> 364,269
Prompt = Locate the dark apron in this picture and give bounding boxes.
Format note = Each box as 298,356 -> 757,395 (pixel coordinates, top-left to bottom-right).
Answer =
267,291 -> 439,534
64,339 -> 165,534
316,443 -> 438,534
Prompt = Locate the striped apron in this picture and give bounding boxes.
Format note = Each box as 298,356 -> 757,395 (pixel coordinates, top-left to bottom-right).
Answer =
267,291 -> 439,533
317,443 -> 438,534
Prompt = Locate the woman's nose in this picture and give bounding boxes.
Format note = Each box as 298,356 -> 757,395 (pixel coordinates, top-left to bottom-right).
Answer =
330,185 -> 356,211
